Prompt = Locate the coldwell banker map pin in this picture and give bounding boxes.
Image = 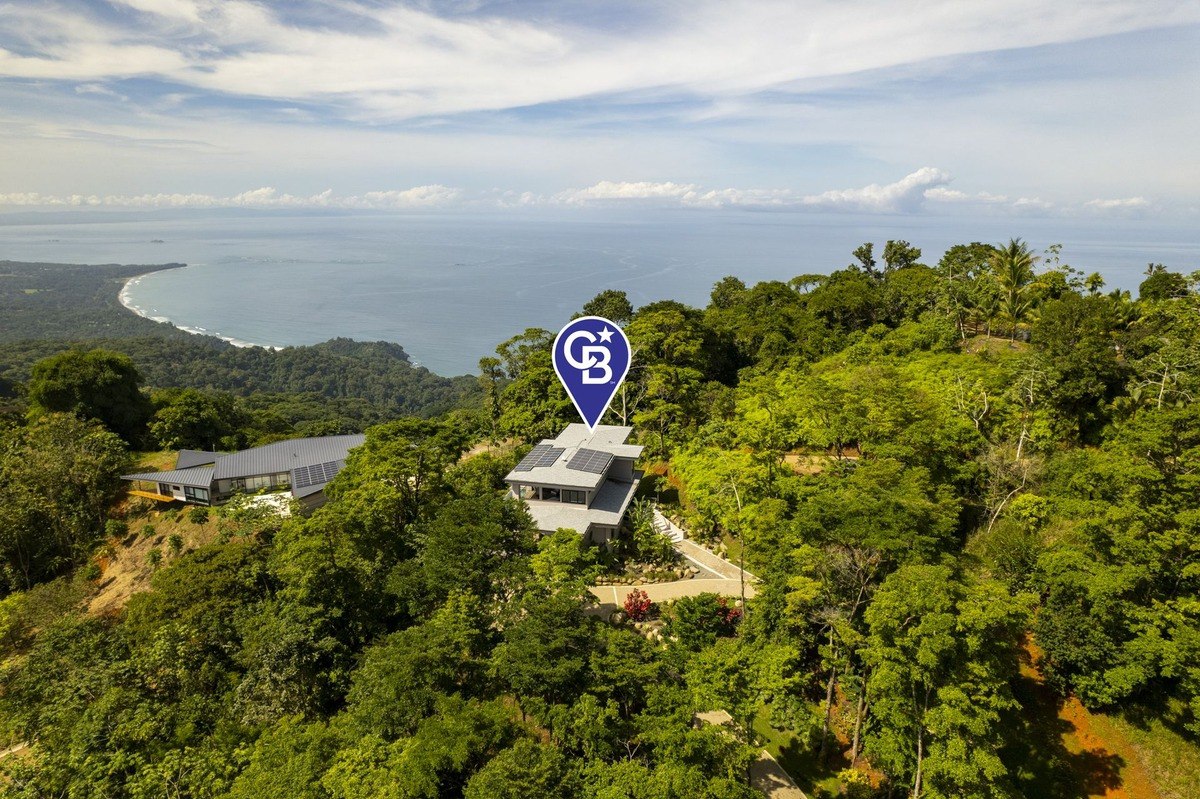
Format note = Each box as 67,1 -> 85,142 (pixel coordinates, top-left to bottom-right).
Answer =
553,316 -> 631,431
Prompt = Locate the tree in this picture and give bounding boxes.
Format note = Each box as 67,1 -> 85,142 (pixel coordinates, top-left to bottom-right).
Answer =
491,591 -> 595,707
851,242 -> 878,277
150,388 -> 248,450
346,592 -> 490,738
0,413 -> 129,592
26,348 -> 151,442
464,739 -> 573,799
883,240 -> 922,272
991,239 -> 1038,341
865,567 -> 1026,799
581,289 -> 634,324
1138,263 -> 1189,301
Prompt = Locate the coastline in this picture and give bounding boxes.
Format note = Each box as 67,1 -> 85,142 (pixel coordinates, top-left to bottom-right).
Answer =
119,270 -> 283,351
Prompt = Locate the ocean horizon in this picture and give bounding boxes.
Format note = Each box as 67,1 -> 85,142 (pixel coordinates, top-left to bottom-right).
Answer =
3,208 -> 1196,376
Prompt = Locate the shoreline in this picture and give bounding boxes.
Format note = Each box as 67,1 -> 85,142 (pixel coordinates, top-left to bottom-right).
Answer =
119,270 -> 283,351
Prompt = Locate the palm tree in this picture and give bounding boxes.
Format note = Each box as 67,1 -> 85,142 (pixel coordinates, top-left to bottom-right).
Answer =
991,238 -> 1038,341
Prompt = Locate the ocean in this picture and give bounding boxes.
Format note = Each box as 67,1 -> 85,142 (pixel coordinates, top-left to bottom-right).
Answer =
1,209 -> 1196,376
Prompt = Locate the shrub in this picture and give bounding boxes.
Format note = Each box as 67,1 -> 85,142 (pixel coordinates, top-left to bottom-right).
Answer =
666,593 -> 741,649
81,562 -> 102,581
167,534 -> 184,555
104,519 -> 128,539
624,589 -> 654,621
146,549 -> 162,568
187,506 -> 209,525
141,523 -> 156,538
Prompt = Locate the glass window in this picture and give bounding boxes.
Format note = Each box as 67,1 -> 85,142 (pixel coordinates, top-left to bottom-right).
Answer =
541,487 -> 561,501
563,490 -> 586,504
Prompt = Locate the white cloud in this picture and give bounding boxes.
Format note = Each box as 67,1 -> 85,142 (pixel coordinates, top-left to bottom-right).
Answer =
0,185 -> 462,209
924,187 -> 1010,204
555,181 -> 700,204
1,1 -> 1196,122
1084,196 -> 1150,210
799,167 -> 951,212
0,175 -> 1176,218
555,169 -> 953,212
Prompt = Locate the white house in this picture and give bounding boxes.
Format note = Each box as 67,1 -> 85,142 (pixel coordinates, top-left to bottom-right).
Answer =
504,424 -> 644,543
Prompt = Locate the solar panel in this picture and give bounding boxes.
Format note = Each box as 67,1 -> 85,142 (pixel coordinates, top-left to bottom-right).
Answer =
513,444 -> 565,471
293,459 -> 344,489
566,448 -> 613,474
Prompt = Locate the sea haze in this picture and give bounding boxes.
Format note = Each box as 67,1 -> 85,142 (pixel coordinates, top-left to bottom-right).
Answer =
1,209 -> 1196,376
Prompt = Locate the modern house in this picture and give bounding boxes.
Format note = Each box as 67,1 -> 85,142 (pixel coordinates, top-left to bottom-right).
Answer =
121,434 -> 365,512
504,424 -> 643,544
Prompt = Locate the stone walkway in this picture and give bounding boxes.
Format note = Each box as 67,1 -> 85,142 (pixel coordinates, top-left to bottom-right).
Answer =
588,511 -> 757,608
695,711 -> 808,799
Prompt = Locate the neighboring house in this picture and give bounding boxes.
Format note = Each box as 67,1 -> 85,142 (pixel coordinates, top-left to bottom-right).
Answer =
122,434 -> 365,512
504,424 -> 644,544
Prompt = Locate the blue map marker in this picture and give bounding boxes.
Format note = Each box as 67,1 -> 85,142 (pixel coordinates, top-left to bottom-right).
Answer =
552,316 -> 631,431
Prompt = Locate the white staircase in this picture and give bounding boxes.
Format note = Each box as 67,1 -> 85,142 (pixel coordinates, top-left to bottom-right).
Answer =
652,506 -> 685,543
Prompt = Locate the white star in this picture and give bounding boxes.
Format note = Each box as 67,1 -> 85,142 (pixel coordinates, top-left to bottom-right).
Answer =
598,327 -> 614,343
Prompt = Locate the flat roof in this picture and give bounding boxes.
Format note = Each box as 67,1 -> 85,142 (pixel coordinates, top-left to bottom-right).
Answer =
521,477 -> 640,533
504,424 -> 643,489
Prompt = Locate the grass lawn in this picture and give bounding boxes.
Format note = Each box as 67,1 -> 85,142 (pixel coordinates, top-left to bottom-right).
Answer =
1094,699 -> 1200,799
753,707 -> 847,798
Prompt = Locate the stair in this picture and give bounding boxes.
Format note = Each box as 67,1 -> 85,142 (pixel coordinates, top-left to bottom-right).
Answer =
652,507 -> 685,543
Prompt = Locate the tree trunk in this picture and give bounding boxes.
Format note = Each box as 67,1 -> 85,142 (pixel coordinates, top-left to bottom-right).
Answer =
851,685 -> 867,763
819,659 -> 837,761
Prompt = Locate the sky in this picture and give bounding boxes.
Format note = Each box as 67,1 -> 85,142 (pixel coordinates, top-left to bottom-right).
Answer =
0,0 -> 1198,218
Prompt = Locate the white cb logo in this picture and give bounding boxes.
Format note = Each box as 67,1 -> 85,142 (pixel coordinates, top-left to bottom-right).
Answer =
563,330 -> 613,384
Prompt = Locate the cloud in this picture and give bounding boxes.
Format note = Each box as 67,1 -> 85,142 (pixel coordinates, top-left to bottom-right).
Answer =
1,1 -> 1196,122
0,174 -> 1172,218
1084,196 -> 1151,211
799,167 -> 950,212
0,185 -> 462,209
556,168 -> 951,212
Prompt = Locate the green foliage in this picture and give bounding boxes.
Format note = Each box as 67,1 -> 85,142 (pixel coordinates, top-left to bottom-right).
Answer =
4,243 -> 1199,797
581,289 -> 635,324
27,348 -> 151,442
188,505 -> 210,525
492,591 -> 596,705
864,566 -> 1028,799
464,738 -> 574,799
151,387 -> 249,450
666,593 -> 742,650
0,413 -> 129,593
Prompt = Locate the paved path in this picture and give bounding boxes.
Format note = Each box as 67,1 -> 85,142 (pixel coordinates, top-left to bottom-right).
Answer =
589,576 -> 754,606
588,512 -> 757,608
695,712 -> 808,799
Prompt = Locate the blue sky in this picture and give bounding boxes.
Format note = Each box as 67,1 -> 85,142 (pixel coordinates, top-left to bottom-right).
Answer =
0,0 -> 1198,217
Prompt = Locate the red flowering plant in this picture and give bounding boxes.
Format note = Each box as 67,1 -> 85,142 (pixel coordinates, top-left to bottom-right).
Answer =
623,588 -> 655,621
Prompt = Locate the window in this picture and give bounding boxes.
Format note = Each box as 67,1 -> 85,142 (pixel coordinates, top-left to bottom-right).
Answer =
184,486 -> 210,503
540,487 -> 561,501
562,489 -> 586,504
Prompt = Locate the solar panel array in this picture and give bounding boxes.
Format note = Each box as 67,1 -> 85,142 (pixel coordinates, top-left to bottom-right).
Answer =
293,459 -> 344,489
566,448 -> 613,474
513,444 -> 566,472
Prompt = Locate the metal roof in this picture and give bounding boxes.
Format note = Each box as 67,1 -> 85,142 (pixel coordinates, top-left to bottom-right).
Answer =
176,449 -> 224,469
122,435 -> 365,498
121,466 -> 214,489
213,434 -> 364,480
